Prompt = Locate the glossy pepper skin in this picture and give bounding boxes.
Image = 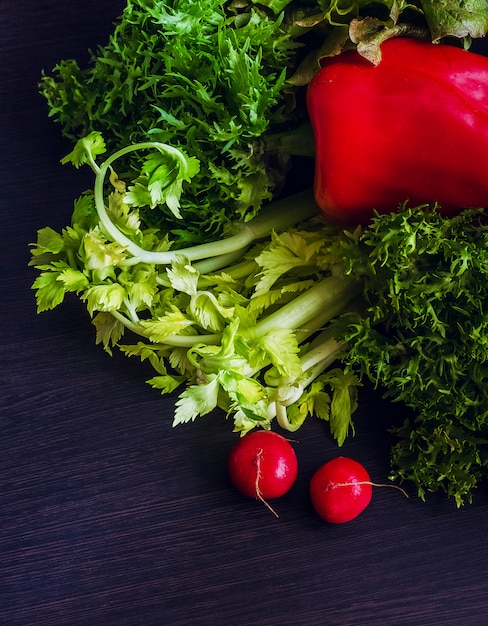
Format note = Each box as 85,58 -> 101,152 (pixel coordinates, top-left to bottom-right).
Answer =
306,38 -> 488,225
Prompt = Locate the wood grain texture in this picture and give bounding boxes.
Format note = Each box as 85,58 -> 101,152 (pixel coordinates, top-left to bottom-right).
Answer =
2,3 -> 488,625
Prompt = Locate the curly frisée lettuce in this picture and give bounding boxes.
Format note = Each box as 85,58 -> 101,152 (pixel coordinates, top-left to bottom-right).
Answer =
30,134 -> 362,443
33,0 -> 488,506
39,0 -> 299,244
336,206 -> 488,506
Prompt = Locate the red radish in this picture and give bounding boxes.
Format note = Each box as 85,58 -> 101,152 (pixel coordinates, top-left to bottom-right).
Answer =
310,456 -> 373,524
228,430 -> 298,515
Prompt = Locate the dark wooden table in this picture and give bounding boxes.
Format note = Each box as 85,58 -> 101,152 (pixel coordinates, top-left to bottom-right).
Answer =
2,3 -> 488,625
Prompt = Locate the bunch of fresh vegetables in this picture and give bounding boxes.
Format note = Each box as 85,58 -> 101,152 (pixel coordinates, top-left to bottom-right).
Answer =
31,0 -> 488,506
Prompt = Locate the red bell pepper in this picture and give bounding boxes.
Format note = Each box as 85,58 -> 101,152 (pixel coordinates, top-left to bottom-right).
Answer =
306,38 -> 488,225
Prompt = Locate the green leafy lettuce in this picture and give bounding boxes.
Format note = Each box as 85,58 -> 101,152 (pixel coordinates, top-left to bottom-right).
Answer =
336,205 -> 488,505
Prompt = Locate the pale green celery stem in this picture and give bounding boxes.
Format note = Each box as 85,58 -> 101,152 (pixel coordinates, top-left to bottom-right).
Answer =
188,258 -> 260,290
299,327 -> 344,373
271,327 -> 345,429
123,297 -> 140,324
248,274 -> 360,340
284,337 -> 344,405
293,298 -> 354,345
66,247 -> 78,269
301,340 -> 344,385
110,310 -> 221,347
235,275 -> 360,381
93,141 -> 318,265
254,277 -> 358,432
183,249 -> 250,276
275,403 -> 297,431
155,249 -> 252,288
267,327 -> 343,385
253,297 -> 354,383
274,337 -> 345,431
113,272 -> 355,354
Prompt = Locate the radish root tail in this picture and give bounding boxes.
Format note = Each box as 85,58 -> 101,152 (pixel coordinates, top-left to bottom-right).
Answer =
255,449 -> 280,518
333,481 -> 410,498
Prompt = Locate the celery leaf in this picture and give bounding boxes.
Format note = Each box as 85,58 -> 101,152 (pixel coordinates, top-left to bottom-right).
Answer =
173,375 -> 221,424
